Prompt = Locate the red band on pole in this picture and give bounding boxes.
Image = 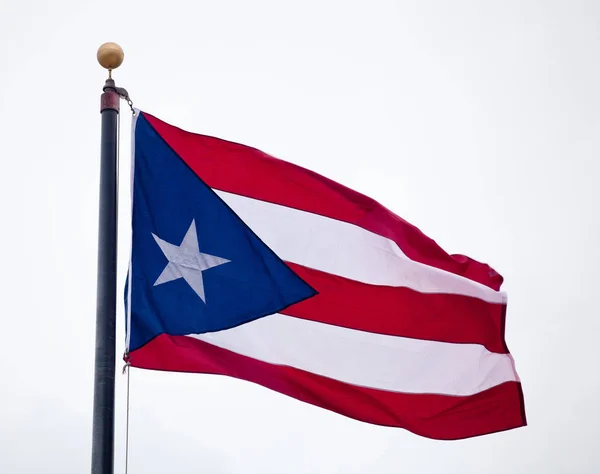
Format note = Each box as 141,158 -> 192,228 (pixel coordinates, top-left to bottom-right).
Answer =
101,90 -> 120,112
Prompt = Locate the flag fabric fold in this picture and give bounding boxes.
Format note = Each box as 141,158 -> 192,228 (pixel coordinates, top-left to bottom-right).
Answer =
125,110 -> 526,440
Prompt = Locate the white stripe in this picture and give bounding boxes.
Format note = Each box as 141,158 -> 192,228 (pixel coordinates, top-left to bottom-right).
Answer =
125,110 -> 140,353
188,314 -> 518,396
215,190 -> 506,304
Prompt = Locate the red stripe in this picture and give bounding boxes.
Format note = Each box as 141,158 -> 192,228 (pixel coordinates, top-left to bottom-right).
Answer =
142,112 -> 504,291
284,263 -> 508,354
129,334 -> 526,440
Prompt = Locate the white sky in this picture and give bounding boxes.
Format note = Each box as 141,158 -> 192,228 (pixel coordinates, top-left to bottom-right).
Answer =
1,0 -> 599,472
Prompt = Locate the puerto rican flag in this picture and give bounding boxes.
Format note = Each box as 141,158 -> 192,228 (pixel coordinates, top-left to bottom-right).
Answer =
125,110 -> 526,441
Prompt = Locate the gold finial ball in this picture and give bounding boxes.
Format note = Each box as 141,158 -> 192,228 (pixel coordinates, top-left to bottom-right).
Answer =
97,42 -> 124,70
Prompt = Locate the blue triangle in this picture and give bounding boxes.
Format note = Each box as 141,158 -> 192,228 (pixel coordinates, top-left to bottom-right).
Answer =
126,114 -> 316,352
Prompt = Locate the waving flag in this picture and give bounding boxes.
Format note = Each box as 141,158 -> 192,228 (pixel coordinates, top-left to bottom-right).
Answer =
125,111 -> 526,440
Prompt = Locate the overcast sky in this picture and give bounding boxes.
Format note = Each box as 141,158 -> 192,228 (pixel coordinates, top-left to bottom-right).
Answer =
1,0 -> 599,472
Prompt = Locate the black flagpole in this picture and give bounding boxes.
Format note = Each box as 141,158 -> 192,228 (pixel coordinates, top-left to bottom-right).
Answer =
92,42 -> 124,474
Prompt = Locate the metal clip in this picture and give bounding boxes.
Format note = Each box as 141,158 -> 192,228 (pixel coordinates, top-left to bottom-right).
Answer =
116,87 -> 135,115
122,352 -> 131,374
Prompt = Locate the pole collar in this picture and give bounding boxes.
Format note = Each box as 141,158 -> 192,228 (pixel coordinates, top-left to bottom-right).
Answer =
101,89 -> 120,113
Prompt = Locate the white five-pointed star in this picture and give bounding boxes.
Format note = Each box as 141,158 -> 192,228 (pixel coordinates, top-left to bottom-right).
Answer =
152,219 -> 230,302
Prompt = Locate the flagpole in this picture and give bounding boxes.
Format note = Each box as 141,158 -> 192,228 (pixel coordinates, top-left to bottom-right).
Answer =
92,42 -> 124,474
